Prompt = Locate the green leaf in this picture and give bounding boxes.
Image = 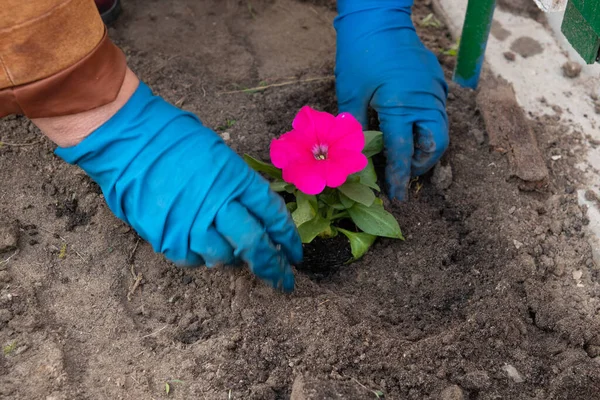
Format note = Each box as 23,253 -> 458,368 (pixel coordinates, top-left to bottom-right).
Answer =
348,202 -> 403,239
319,191 -> 347,211
339,192 -> 355,209
345,174 -> 361,184
297,214 -> 331,243
243,154 -> 282,179
270,181 -> 289,192
338,228 -> 377,260
165,382 -> 170,396
352,159 -> 380,191
338,182 -> 376,207
292,191 -> 318,227
363,131 -> 384,158
286,202 -> 297,213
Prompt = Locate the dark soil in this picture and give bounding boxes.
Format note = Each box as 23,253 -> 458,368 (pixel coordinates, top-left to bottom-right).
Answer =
2,1 -> 600,399
297,234 -> 353,280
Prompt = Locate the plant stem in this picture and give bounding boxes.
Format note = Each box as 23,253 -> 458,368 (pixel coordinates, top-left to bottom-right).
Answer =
331,211 -> 349,220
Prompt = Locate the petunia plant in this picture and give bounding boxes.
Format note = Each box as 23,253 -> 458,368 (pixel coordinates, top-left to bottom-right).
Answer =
244,106 -> 403,262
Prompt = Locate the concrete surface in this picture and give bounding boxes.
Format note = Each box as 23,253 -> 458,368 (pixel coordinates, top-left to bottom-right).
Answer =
435,0 -> 600,260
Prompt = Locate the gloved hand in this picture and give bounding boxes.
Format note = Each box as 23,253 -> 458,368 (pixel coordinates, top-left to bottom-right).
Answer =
55,82 -> 302,292
334,0 -> 449,200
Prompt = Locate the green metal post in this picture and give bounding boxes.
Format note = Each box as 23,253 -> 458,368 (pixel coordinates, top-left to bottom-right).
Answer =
452,0 -> 496,89
561,0 -> 600,63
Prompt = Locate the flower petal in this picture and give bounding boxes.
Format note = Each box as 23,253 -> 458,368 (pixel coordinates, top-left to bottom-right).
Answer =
324,148 -> 369,187
328,112 -> 365,152
270,129 -> 314,169
283,159 -> 327,195
293,106 -> 336,143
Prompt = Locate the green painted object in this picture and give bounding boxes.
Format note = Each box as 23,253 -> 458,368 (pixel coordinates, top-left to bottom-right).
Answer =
561,0 -> 600,63
453,0 -> 496,88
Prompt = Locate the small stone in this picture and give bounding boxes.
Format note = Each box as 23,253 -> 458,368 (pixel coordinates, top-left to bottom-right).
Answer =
0,271 -> 11,283
586,345 -> 600,358
513,240 -> 523,250
432,163 -> 453,191
461,371 -> 491,391
440,384 -> 464,400
550,220 -> 562,235
540,255 -> 555,270
502,364 -> 525,383
471,128 -> 485,145
221,131 -> 231,141
508,206 -> 516,214
562,61 -> 582,78
181,275 -> 193,285
552,261 -> 565,277
0,309 -> 12,323
503,51 -> 516,61
0,219 -> 19,253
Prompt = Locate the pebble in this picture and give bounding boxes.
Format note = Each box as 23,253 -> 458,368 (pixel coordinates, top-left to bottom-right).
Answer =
461,371 -> 491,390
471,128 -> 485,145
503,51 -> 516,61
502,364 -> 525,383
586,345 -> 600,358
562,61 -> 582,78
432,163 -> 453,191
0,271 -> 11,283
550,220 -> 563,235
440,385 -> 464,400
552,261 -> 565,277
0,219 -> 19,253
0,309 -> 12,323
508,206 -> 516,214
513,240 -> 523,250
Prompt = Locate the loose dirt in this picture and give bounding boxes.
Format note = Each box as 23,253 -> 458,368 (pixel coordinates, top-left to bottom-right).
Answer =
2,1 -> 600,399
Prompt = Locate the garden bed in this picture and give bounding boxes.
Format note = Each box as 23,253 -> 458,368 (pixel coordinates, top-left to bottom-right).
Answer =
1,0 -> 600,399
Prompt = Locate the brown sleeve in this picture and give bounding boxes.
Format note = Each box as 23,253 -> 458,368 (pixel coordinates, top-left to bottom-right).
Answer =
0,0 -> 127,118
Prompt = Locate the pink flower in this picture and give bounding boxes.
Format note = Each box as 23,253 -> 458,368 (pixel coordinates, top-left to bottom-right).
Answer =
270,106 -> 368,195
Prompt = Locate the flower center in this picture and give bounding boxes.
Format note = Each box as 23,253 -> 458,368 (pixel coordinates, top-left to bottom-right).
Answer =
312,143 -> 329,160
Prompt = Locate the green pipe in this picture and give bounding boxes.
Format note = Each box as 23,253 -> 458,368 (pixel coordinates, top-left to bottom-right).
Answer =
452,0 -> 496,89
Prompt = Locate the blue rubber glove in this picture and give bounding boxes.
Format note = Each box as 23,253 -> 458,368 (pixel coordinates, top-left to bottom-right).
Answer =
335,0 -> 449,200
55,83 -> 302,292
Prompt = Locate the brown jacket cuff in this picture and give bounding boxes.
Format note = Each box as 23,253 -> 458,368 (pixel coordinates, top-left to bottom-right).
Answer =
0,31 -> 127,118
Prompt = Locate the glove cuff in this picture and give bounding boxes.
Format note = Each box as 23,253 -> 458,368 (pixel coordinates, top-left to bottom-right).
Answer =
337,0 -> 413,15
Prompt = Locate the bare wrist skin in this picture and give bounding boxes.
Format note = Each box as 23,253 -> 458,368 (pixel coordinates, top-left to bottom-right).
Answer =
32,68 -> 139,148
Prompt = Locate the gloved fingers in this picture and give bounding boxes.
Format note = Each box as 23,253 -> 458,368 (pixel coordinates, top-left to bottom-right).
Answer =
336,89 -> 370,129
377,111 -> 415,201
188,224 -> 237,268
412,110 -> 449,176
238,174 -> 303,265
215,200 -> 295,292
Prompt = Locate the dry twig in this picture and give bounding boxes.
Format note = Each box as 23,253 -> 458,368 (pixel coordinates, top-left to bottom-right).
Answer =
127,264 -> 143,301
218,76 -> 334,95
0,139 -> 42,147
140,324 -> 168,339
